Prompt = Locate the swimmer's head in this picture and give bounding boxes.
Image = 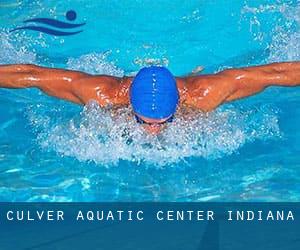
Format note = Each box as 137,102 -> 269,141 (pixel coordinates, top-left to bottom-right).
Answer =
129,66 -> 179,130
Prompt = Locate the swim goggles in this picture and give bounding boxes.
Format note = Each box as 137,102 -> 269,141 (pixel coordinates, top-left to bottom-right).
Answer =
135,115 -> 174,125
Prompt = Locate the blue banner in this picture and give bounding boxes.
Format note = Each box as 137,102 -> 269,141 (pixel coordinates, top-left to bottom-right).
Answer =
0,202 -> 299,250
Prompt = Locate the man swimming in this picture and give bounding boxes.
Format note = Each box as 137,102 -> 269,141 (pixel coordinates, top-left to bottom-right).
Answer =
0,62 -> 300,134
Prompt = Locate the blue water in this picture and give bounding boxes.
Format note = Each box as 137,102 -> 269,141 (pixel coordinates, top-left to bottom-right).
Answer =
0,0 -> 299,201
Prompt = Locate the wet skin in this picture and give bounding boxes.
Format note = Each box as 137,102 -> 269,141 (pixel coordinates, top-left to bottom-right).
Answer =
0,62 -> 300,133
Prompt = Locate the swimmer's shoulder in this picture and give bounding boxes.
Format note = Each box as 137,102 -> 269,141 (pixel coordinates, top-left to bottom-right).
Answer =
72,75 -> 132,106
176,73 -> 237,112
176,75 -> 212,106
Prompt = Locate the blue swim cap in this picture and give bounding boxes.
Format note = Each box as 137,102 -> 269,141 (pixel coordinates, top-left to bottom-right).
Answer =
130,66 -> 179,120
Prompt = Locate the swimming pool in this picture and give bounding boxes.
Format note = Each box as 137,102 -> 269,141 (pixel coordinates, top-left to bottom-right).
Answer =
0,0 -> 299,201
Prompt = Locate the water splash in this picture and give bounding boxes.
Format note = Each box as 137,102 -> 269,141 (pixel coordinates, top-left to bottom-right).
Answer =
242,3 -> 288,15
242,2 -> 300,62
26,101 -> 281,167
67,51 -> 124,76
133,57 -> 169,67
0,31 -> 36,64
268,4 -> 300,62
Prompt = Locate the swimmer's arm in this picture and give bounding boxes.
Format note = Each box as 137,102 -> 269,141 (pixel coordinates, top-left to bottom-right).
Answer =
224,62 -> 300,101
182,62 -> 300,111
0,64 -> 89,103
0,64 -> 129,105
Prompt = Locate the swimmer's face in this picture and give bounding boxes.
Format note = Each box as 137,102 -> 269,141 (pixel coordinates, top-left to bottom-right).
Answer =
135,114 -> 171,135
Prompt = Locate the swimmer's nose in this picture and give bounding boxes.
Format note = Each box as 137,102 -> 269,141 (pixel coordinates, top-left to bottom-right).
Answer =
143,124 -> 163,135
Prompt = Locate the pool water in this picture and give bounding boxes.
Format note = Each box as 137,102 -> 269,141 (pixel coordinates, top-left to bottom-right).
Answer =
0,0 -> 299,201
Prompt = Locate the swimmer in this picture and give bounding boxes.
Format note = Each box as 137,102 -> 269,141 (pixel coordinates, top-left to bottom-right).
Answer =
0,62 -> 300,134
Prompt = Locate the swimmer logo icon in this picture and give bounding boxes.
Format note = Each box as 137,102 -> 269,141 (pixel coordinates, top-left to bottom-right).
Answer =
10,10 -> 85,36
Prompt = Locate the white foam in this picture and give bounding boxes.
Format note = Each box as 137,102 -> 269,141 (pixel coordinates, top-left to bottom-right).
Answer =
26,101 -> 281,167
